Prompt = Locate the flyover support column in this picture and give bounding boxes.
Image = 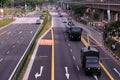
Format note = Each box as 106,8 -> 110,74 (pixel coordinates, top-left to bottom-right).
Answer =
99,10 -> 104,21
114,12 -> 119,21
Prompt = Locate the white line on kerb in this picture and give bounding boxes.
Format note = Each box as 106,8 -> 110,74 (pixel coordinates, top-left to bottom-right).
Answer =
113,68 -> 120,77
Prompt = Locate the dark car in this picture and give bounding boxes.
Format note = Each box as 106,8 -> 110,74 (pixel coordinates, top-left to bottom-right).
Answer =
66,26 -> 83,41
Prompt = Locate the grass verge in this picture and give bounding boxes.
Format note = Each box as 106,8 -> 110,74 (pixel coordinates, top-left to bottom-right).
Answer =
105,38 -> 120,57
0,18 -> 14,28
13,12 -> 51,80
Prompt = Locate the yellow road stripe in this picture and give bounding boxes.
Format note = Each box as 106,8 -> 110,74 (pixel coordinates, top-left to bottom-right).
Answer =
0,31 -> 7,36
81,36 -> 90,47
99,62 -> 114,80
88,34 -> 102,46
51,29 -> 55,80
82,36 -> 115,80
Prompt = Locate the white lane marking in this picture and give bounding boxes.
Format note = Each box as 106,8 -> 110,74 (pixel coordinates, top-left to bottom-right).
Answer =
12,45 -> 15,48
77,65 -> 80,71
7,37 -> 9,39
68,43 -> 70,46
19,31 -> 22,34
7,51 -> 10,54
7,32 -> 11,35
70,49 -> 72,52
0,58 -> 3,62
73,56 -> 75,60
30,31 -> 33,34
93,75 -> 98,80
35,66 -> 44,79
113,68 -> 120,77
64,67 -> 70,79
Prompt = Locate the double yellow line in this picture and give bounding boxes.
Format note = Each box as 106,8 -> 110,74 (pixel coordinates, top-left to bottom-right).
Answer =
81,35 -> 114,80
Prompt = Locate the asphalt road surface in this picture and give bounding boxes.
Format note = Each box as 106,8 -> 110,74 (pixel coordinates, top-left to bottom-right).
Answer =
23,10 -> 120,80
0,11 -> 41,80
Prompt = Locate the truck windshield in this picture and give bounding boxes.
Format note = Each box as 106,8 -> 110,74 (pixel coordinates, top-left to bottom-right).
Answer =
71,27 -> 82,32
86,57 -> 99,64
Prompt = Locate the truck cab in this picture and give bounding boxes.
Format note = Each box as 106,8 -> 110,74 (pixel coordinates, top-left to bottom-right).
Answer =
81,47 -> 101,76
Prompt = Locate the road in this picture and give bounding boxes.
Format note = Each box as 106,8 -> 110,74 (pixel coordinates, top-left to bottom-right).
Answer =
0,11 -> 41,80
23,9 -> 120,80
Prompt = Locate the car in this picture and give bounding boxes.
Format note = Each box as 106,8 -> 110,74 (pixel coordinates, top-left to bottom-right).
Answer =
66,26 -> 83,41
36,19 -> 41,24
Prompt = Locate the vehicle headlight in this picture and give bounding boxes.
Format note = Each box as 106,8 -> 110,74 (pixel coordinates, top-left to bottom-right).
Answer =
87,68 -> 90,70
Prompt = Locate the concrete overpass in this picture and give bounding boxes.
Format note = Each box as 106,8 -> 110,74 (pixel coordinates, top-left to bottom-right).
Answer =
60,0 -> 120,22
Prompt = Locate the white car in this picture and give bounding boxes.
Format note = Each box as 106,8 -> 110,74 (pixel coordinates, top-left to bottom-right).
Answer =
36,19 -> 41,24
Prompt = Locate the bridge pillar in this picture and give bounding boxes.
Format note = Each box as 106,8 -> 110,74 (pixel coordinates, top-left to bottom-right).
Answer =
99,10 -> 105,21
114,12 -> 119,21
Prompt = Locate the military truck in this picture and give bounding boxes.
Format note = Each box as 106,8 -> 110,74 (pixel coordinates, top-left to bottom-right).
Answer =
81,47 -> 101,76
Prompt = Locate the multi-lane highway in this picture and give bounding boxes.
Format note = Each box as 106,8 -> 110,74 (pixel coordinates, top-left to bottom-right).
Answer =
0,11 -> 41,80
24,9 -> 120,80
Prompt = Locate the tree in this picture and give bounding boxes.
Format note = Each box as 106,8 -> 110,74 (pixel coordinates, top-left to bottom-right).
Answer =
72,4 -> 86,17
0,0 -> 8,8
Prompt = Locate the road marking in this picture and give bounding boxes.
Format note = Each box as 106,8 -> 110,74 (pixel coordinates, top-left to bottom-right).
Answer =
82,36 -> 115,80
18,31 -> 22,34
70,49 -> 72,52
35,66 -> 44,79
30,31 -> 33,34
76,65 -> 79,71
7,51 -> 10,54
64,67 -> 70,79
0,31 -> 7,36
12,45 -> 15,48
113,68 -> 120,77
7,32 -> 11,35
39,56 -> 48,58
81,36 -> 89,47
68,43 -> 70,46
7,37 -> 9,39
73,56 -> 75,60
93,75 -> 98,80
0,58 -> 3,62
99,62 -> 114,80
51,29 -> 55,80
